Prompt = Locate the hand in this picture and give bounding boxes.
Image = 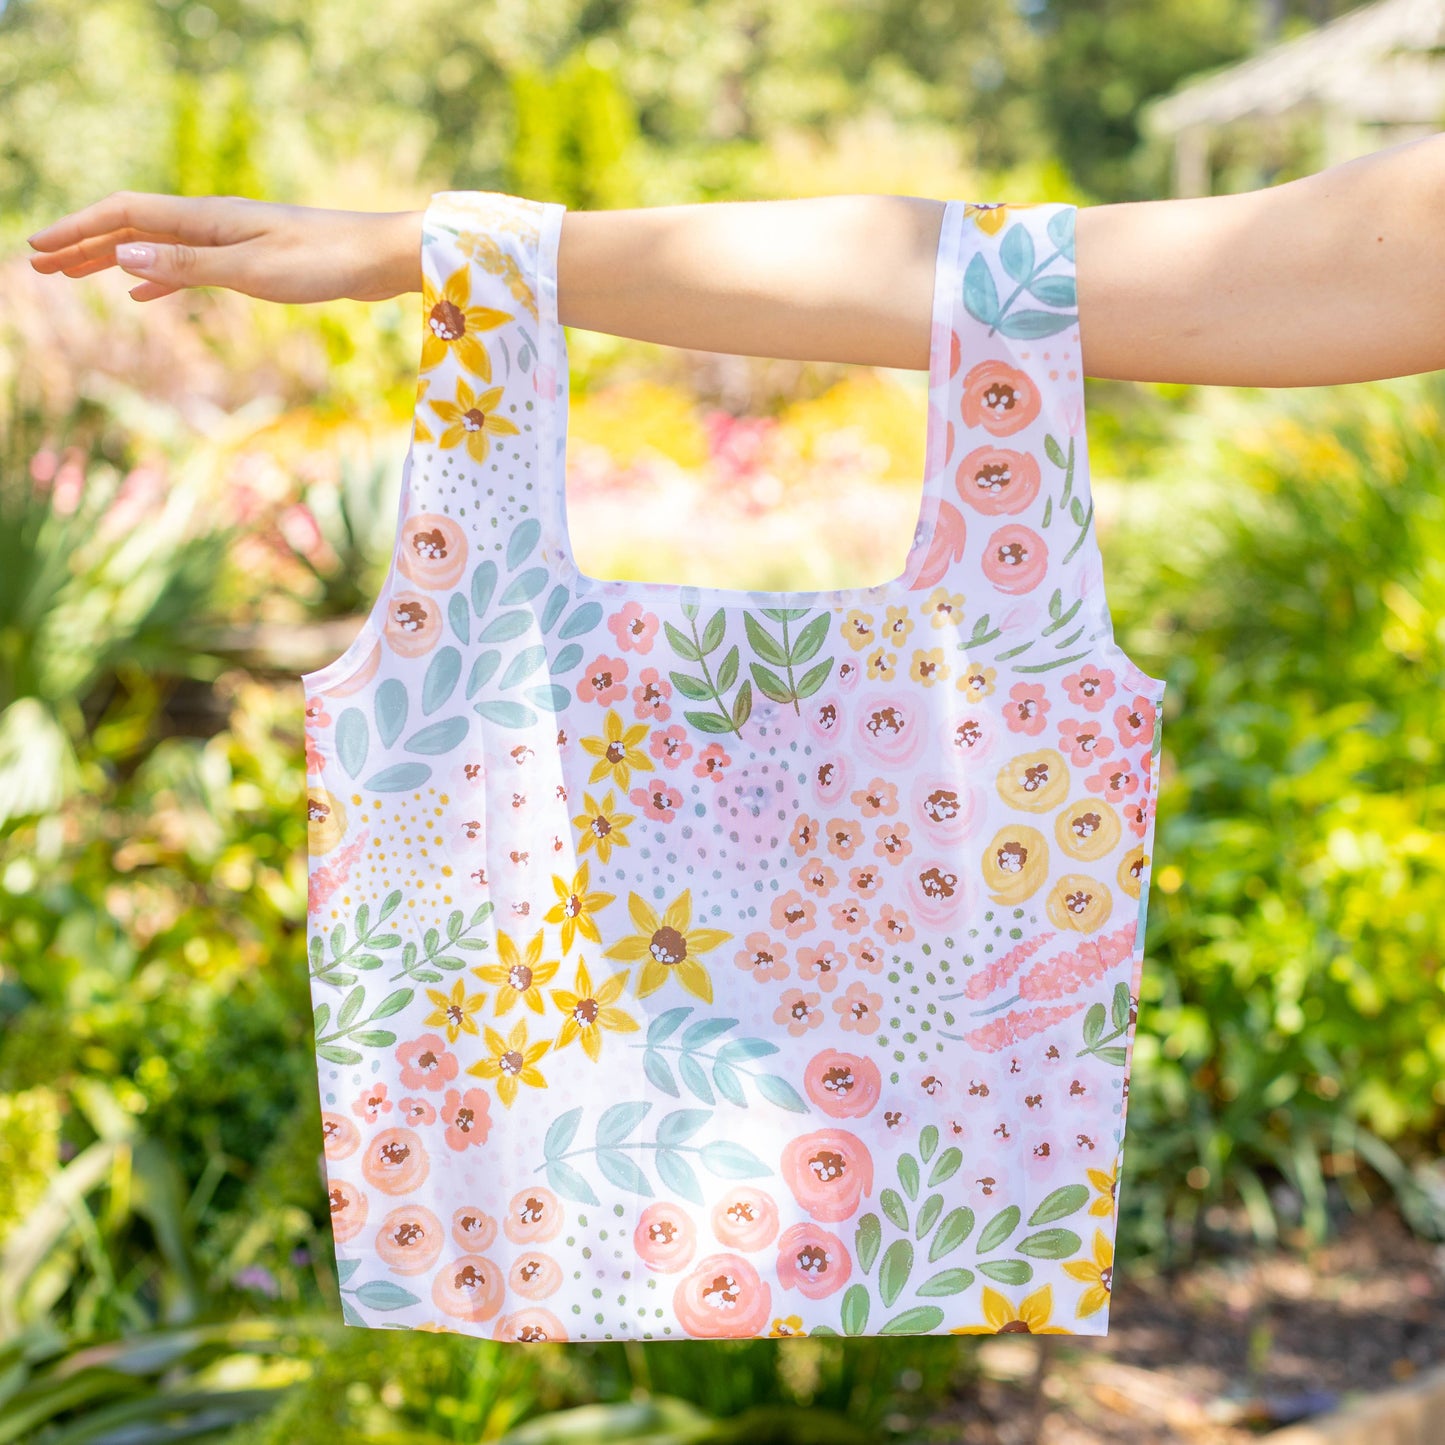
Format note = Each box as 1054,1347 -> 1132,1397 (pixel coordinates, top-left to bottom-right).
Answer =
25,191 -> 424,305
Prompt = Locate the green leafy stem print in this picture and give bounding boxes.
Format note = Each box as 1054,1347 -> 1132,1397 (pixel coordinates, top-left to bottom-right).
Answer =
1079,982 -> 1134,1066
634,1007 -> 808,1112
664,599 -> 751,737
537,1101 -> 772,1207
314,983 -> 413,1067
963,206 -> 1077,342
336,1256 -> 419,1327
1037,431 -> 1094,569
812,1123 -> 1090,1337
309,892 -> 492,990
744,609 -> 834,714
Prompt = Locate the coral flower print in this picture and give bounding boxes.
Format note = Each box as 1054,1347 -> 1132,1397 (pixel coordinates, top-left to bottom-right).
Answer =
301,193 -> 1167,1340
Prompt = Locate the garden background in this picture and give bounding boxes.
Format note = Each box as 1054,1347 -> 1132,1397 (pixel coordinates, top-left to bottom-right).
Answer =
2,0 -> 1444,1440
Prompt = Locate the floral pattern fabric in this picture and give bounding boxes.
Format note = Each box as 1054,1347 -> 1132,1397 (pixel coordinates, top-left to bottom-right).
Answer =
299,190 -> 1167,1342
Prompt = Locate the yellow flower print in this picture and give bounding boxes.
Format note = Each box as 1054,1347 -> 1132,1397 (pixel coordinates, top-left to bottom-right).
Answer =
604,888 -> 732,1003
923,585 -> 966,629
769,1315 -> 806,1338
580,709 -> 654,790
841,609 -> 876,652
1087,1159 -> 1119,1218
882,604 -> 913,646
951,1283 -> 1071,1334
572,789 -> 634,864
472,928 -> 560,1015
413,377 -> 436,445
963,201 -> 1040,237
430,378 -> 523,465
909,646 -> 948,688
550,958 -> 638,1062
544,860 -> 615,955
956,658 -> 997,702
466,1019 -> 550,1108
422,978 -> 489,1044
865,647 -> 897,682
1061,1229 -> 1114,1318
421,262 -> 513,378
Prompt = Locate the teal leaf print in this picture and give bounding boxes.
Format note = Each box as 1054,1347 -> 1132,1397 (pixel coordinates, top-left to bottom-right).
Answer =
963,250 -> 1000,329
655,1148 -> 704,1204
879,1306 -> 946,1335
375,677 -> 408,747
634,1008 -> 807,1113
697,1141 -> 769,1179
524,683 -> 571,714
840,1284 -> 870,1336
336,1258 -> 361,1285
447,592 -> 470,644
558,601 -> 602,639
655,1109 -> 710,1145
361,762 -> 431,792
647,1009 -> 691,1043
477,611 -> 531,643
544,1161 -> 600,1207
543,1108 -> 583,1160
642,1051 -> 679,1097
474,700 -> 537,729
539,584 -> 569,632
1029,1183 -> 1090,1226
335,707 -> 368,780
678,1054 -> 714,1104
500,567 -> 548,604
711,1060 -> 745,1107
752,1074 -> 806,1113
552,643 -> 584,675
596,1101 -> 650,1146
422,646 -> 461,714
595,1149 -> 652,1196
471,560 -> 497,616
1047,203 -> 1076,262
403,717 -> 469,754
680,1017 -> 735,1049
500,644 -> 546,688
466,650 -> 500,698
506,516 -> 541,569
977,1204 -> 1021,1254
352,1280 -> 420,1311
878,1239 -> 913,1307
999,218 -> 1035,284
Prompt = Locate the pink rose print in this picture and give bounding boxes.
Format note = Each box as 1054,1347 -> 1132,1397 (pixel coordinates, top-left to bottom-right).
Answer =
451,1205 -> 498,1253
1064,663 -> 1117,712
510,1253 -> 564,1300
774,988 -> 824,1037
398,1096 -> 438,1126
673,1253 -> 771,1338
693,742 -> 731,783
440,1086 -> 492,1151
396,1034 -> 460,1092
1004,681 -> 1049,736
853,689 -> 927,768
954,444 -> 1041,516
630,778 -> 684,823
1115,694 -> 1157,748
797,940 -> 847,993
834,981 -> 883,1035
1058,715 -> 1115,765
608,600 -> 660,653
799,857 -> 839,895
494,1308 -> 568,1343
650,723 -> 693,767
803,1049 -> 882,1118
981,522 -> 1048,594
352,1082 -> 393,1125
503,1187 -> 563,1246
776,1221 -> 852,1299
632,666 -> 673,721
780,1128 -> 874,1222
577,654 -> 628,705
770,889 -> 816,939
634,1202 -> 697,1273
734,931 -> 788,984
849,937 -> 885,974
712,1188 -> 780,1252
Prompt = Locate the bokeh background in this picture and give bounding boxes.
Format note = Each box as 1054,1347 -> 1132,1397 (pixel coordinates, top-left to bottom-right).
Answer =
3,0 -> 1445,1440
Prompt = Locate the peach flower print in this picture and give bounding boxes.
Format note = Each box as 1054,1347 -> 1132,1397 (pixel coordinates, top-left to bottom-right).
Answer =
503,1187 -> 563,1245
835,981 -> 883,1035
799,857 -> 839,895
828,897 -> 868,935
353,1082 -> 393,1125
396,1034 -> 460,1092
770,889 -> 816,939
823,817 -> 864,860
1085,758 -> 1141,805
804,1049 -> 882,1118
875,903 -> 914,945
1058,715 -> 1115,766
780,1128 -> 874,1222
849,937 -> 886,974
848,864 -> 883,899
774,988 -> 824,1037
494,1308 -> 567,1343
608,600 -> 660,653
734,931 -> 788,984
674,1253 -> 771,1339
693,742 -> 731,783
797,940 -> 847,993
873,820 -> 913,866
850,777 -> 899,818
1005,681 -> 1049,736
577,653 -> 628,705
634,1202 -> 697,1273
650,723 -> 693,767
632,666 -> 673,721
398,1096 -> 438,1126
1063,663 -> 1117,712
630,778 -> 684,823
1115,694 -> 1158,748
776,1221 -> 852,1299
440,1086 -> 492,1151
712,1188 -> 781,1252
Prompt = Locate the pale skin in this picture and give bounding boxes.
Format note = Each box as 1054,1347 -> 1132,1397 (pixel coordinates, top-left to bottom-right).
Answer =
22,130 -> 1445,386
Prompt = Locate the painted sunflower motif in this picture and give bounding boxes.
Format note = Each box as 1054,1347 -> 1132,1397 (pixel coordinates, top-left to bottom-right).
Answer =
603,888 -> 733,1003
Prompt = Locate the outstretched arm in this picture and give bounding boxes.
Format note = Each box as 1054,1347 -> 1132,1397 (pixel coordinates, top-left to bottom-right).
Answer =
25,131 -> 1445,386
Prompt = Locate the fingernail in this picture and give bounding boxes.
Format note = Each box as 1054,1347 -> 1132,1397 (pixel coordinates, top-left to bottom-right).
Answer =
116,243 -> 154,268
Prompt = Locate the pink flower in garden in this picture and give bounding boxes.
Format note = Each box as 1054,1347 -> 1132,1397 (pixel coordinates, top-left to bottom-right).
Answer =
693,742 -> 731,783
577,654 -> 628,705
632,666 -> 672,721
1057,716 -> 1114,766
776,1222 -> 851,1299
770,889 -> 816,939
440,1086 -> 493,1151
774,988 -> 824,1037
1063,664 -> 1117,712
734,932 -> 788,984
630,778 -> 684,823
395,1033 -> 460,1091
352,1082 -> 393,1124
650,723 -> 693,767
834,982 -> 882,1035
1005,681 -> 1049,736
608,600 -> 660,653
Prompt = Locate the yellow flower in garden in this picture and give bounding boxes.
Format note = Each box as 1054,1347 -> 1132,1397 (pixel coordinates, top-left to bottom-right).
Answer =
544,860 -> 615,954
604,888 -> 732,1003
580,709 -> 654,790
956,658 -> 997,702
951,1283 -> 1071,1335
769,1316 -> 806,1338
1062,1229 -> 1114,1319
550,958 -> 638,1062
430,378 -> 523,464
572,789 -> 634,864
841,609 -> 876,651
909,646 -> 948,688
923,585 -> 966,629
420,262 -> 513,378
882,604 -> 913,645
1087,1159 -> 1119,1217
422,978 -> 489,1043
865,647 -> 896,682
466,1019 -> 550,1108
472,928 -> 560,1015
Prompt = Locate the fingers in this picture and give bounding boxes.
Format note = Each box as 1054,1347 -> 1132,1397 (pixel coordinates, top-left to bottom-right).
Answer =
27,189 -> 244,254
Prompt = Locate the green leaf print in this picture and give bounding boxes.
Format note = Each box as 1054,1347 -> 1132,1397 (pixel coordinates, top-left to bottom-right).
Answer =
897,1153 -> 920,1202
313,984 -> 413,1061
976,1205 -> 1022,1254
1017,1228 -> 1083,1259
978,1259 -> 1034,1286
855,1213 -> 882,1273
840,1284 -> 870,1336
928,1207 -> 975,1261
915,1268 -> 974,1298
915,1193 -> 944,1240
918,1125 -> 939,1163
927,1147 -> 963,1186
878,1240 -> 913,1308
743,610 -> 834,715
879,1306 -> 946,1335
1028,1183 -> 1090,1226
880,1188 -> 909,1232
667,609 -> 750,738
